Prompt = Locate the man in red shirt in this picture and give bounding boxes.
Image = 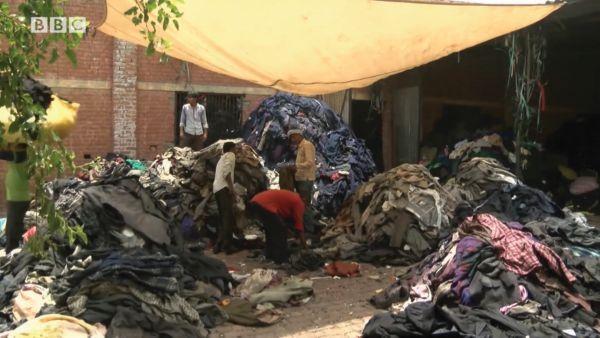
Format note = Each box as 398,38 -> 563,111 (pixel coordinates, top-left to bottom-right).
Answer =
247,189 -> 307,263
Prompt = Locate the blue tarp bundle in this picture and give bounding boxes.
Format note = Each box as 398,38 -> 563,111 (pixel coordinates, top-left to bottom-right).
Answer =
242,93 -> 377,216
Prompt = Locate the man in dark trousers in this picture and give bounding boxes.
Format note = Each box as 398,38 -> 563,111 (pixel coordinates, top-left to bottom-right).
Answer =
213,142 -> 237,254
179,93 -> 209,150
247,189 -> 307,264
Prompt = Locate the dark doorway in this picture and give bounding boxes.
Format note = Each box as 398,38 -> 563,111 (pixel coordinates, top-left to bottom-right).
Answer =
175,92 -> 244,145
351,99 -> 383,170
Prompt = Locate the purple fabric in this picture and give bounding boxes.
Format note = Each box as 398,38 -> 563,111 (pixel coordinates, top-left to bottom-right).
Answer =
451,236 -> 487,301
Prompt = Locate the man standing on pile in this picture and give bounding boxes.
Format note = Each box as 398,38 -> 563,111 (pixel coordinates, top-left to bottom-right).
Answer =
213,142 -> 237,254
179,93 -> 209,151
287,129 -> 316,211
0,145 -> 30,253
246,189 -> 307,264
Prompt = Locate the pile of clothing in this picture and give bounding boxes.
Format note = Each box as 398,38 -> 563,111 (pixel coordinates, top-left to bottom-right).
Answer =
449,133 -> 515,165
365,206 -> 600,337
242,93 -> 376,216
1,173 -> 237,337
140,140 -> 268,236
445,157 -> 565,224
317,164 -> 458,264
362,132 -> 600,336
77,154 -> 147,182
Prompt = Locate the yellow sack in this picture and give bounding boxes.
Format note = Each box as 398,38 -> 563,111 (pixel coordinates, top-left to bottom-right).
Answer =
0,95 -> 78,143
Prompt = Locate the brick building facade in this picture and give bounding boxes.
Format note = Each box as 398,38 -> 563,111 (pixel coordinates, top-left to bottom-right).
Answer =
0,0 -> 274,210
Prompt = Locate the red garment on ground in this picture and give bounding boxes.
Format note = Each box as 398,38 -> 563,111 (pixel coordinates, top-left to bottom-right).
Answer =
462,214 -> 576,283
324,261 -> 360,277
251,190 -> 305,232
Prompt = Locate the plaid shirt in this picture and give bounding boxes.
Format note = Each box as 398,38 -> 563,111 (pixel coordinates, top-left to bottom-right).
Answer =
461,214 -> 576,283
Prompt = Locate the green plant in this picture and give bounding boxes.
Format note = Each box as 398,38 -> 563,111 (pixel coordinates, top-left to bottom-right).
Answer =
125,0 -> 183,61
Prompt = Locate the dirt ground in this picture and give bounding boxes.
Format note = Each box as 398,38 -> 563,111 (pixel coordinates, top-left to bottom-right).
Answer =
208,250 -> 407,338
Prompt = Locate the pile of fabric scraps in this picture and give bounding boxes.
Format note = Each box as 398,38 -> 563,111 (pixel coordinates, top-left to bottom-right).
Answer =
76,154 -> 147,182
364,208 -> 600,337
450,133 -> 515,165
242,93 -> 376,216
218,269 -> 313,327
0,171 -> 237,338
317,164 -> 458,265
140,139 -> 268,237
444,157 -> 519,202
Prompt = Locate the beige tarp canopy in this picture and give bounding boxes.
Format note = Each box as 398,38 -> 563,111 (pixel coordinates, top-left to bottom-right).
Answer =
100,0 -> 561,95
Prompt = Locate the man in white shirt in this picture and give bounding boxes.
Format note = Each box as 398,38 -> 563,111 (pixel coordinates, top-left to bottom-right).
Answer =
213,142 -> 237,254
179,93 -> 209,150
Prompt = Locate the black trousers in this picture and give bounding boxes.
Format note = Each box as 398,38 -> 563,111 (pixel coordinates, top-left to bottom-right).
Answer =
215,188 -> 235,249
181,133 -> 205,151
254,206 -> 289,264
5,201 -> 30,252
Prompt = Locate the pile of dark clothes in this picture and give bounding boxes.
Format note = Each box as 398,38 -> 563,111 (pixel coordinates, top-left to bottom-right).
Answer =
139,140 -> 268,238
364,163 -> 600,337
426,133 -> 518,181
0,175 -> 236,337
242,93 -> 376,216
316,164 -> 458,265
445,157 -> 565,224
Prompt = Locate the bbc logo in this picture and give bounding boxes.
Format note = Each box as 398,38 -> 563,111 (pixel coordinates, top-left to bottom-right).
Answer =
31,17 -> 87,33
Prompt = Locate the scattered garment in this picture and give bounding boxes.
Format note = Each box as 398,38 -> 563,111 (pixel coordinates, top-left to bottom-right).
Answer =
288,249 -> 325,272
249,277 -> 313,305
235,269 -> 279,299
12,284 -> 51,321
7,314 -> 106,338
324,261 -> 360,278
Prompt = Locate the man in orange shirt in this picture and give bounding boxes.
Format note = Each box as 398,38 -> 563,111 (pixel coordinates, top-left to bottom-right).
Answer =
247,189 -> 307,263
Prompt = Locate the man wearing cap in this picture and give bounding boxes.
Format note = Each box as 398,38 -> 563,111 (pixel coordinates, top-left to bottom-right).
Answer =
179,93 -> 209,151
287,129 -> 316,210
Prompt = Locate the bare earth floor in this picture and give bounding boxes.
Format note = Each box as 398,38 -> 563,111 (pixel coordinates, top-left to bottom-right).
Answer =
208,250 -> 405,338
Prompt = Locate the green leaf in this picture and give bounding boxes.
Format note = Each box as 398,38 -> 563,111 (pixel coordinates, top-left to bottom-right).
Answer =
48,48 -> 59,63
173,19 -> 179,30
146,42 -> 156,56
124,6 -> 138,16
147,0 -> 158,13
163,16 -> 169,30
65,48 -> 77,66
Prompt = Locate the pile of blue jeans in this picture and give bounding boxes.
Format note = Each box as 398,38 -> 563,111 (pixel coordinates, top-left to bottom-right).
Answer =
243,93 -> 377,216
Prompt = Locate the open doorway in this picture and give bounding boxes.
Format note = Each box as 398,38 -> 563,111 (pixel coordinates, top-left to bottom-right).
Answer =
351,99 -> 383,170
175,92 -> 244,145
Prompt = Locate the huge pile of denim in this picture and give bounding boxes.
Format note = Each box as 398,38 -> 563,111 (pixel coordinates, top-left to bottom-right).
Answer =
316,164 -> 459,265
242,93 -> 377,216
363,160 -> 600,337
140,140 -> 268,236
0,175 -> 235,337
